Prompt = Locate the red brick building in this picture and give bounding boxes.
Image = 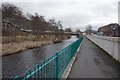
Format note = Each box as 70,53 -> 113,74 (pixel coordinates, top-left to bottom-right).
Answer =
98,23 -> 120,37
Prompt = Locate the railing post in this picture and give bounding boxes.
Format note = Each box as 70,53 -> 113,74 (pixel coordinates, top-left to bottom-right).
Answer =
56,52 -> 59,80
14,76 -> 20,80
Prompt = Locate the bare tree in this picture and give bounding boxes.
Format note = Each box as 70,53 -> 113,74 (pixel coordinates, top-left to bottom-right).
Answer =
2,2 -> 61,39
85,24 -> 92,31
85,24 -> 92,35
2,3 -> 23,23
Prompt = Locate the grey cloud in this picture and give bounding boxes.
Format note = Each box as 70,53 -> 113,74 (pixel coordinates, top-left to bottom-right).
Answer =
92,3 -> 117,17
59,14 -> 92,27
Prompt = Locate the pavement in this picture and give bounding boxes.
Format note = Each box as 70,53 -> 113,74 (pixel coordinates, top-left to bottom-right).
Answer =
68,37 -> 119,78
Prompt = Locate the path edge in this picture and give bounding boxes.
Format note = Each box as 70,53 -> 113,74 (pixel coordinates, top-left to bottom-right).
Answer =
61,38 -> 84,79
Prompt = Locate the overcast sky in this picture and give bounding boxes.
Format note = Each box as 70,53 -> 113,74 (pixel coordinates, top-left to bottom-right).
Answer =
1,0 -> 119,31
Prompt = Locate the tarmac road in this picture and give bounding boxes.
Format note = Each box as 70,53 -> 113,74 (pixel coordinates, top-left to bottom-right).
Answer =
68,37 -> 119,78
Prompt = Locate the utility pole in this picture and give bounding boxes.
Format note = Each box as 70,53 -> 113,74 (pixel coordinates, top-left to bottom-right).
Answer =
118,1 -> 120,25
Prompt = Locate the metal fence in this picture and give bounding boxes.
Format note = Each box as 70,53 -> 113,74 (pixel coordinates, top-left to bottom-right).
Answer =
14,37 -> 83,80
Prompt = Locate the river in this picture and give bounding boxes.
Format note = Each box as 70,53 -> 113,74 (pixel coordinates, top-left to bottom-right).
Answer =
2,36 -> 78,78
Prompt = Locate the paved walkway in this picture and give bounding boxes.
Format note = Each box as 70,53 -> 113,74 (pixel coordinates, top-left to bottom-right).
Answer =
68,37 -> 119,78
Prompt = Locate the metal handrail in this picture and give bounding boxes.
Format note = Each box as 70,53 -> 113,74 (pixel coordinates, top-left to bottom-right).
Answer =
14,37 -> 83,79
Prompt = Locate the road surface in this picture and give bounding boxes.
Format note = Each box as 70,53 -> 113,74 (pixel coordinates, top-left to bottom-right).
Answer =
68,37 -> 119,78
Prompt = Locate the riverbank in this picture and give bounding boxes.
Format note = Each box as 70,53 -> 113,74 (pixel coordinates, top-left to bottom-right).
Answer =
2,40 -> 53,57
2,35 -> 71,56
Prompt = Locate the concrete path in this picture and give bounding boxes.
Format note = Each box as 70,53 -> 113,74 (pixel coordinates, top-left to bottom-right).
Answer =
68,37 -> 119,78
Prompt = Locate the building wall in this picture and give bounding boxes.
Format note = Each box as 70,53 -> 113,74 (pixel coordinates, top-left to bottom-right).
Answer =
98,24 -> 120,37
86,35 -> 120,62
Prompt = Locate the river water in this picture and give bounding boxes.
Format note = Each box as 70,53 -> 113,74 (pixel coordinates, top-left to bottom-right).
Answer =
2,36 -> 78,78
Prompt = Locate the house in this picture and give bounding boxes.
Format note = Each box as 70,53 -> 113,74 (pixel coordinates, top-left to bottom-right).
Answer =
98,23 -> 120,37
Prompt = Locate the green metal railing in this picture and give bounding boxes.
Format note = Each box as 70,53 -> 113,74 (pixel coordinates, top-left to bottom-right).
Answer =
14,37 -> 83,79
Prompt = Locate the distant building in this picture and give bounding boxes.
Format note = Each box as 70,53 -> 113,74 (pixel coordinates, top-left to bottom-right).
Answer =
85,30 -> 98,35
98,23 -> 120,37
85,30 -> 91,35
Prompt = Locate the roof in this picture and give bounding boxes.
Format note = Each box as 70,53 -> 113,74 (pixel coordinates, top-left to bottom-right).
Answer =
98,23 -> 120,31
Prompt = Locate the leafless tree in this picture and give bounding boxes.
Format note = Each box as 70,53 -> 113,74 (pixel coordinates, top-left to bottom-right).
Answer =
85,24 -> 92,35
85,24 -> 92,31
